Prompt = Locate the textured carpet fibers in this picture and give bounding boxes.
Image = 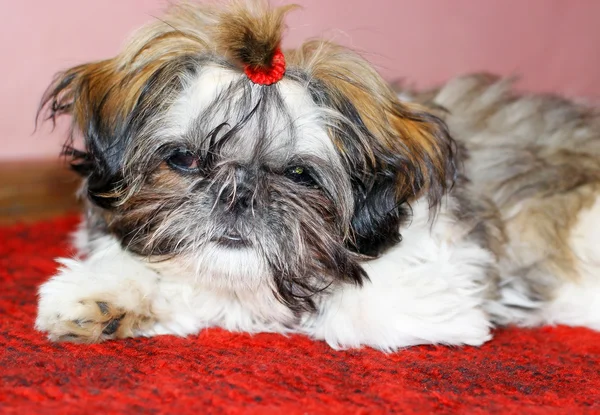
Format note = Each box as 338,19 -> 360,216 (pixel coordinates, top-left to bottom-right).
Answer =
1,216 -> 599,414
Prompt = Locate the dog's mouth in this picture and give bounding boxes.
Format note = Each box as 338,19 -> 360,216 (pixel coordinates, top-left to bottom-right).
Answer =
213,231 -> 251,248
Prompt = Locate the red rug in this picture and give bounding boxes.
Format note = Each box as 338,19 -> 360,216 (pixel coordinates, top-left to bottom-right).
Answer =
1,216 -> 599,414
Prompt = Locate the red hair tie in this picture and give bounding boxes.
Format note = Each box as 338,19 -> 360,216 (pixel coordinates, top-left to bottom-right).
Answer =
244,48 -> 286,86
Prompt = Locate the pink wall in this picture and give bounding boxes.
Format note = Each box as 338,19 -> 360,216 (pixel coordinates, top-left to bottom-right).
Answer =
2,0 -> 600,161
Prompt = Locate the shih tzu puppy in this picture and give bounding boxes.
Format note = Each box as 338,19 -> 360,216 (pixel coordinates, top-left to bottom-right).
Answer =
35,1 -> 600,350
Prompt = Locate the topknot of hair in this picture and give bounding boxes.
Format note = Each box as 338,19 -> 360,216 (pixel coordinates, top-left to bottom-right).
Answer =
214,2 -> 298,70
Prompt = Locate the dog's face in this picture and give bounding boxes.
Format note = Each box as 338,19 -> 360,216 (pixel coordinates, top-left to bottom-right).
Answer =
40,2 -> 455,312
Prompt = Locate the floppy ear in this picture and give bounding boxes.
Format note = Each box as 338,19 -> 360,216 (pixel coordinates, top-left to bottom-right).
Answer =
37,3 -> 214,208
39,60 -> 135,208
289,41 -> 457,256
39,57 -> 191,208
348,100 -> 456,256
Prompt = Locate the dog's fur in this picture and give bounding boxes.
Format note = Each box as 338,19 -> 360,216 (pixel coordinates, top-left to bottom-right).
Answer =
35,1 -> 600,350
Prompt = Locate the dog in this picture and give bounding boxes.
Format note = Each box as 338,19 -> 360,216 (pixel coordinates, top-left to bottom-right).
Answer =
35,0 -> 600,350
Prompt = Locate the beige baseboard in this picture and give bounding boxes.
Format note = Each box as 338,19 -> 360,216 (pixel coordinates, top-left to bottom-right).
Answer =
0,159 -> 82,224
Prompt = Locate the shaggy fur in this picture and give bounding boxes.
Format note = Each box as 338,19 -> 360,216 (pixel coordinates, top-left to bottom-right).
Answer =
402,74 -> 600,327
35,1 -> 600,349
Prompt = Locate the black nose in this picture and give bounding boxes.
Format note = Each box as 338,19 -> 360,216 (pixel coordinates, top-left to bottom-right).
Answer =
219,186 -> 252,212
216,165 -> 258,214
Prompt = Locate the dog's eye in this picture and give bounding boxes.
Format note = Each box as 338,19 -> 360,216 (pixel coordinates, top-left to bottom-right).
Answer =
285,166 -> 318,188
166,150 -> 200,173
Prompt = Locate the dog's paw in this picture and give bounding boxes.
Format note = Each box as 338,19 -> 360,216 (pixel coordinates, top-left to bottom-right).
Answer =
35,266 -> 156,343
36,298 -> 153,343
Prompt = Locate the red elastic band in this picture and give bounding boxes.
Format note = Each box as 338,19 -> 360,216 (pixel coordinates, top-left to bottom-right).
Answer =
244,48 -> 285,86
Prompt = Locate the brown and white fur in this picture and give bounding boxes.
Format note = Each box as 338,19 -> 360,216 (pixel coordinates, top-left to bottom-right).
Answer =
35,1 -> 600,350
409,75 -> 600,331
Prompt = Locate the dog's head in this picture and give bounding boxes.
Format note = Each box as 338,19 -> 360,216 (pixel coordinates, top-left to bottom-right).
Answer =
39,1 -> 456,312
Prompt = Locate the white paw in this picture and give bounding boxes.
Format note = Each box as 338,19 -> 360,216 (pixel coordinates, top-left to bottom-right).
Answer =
35,261 -> 154,343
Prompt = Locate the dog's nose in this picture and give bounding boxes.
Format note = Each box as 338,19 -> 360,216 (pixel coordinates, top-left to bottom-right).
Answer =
217,167 -> 257,214
216,165 -> 257,214
219,187 -> 252,212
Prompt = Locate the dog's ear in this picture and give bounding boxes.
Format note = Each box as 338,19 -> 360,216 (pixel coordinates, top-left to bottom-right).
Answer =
37,7 -> 211,208
39,61 -> 132,208
290,41 -> 457,256
347,100 -> 456,256
39,58 -> 183,208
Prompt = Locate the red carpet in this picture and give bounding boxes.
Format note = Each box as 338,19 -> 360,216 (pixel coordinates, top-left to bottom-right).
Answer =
1,216 -> 599,414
